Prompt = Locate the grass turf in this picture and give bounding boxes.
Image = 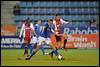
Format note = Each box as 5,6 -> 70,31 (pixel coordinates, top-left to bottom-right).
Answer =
1,49 -> 99,66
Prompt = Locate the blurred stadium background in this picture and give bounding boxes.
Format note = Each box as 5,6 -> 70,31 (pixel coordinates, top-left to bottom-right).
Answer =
1,1 -> 99,66
1,1 -> 99,36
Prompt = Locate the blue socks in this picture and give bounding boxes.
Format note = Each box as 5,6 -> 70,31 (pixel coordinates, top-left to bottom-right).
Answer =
40,45 -> 45,55
29,45 -> 33,55
29,43 -> 45,55
50,50 -> 59,56
53,50 -> 58,56
29,51 -> 36,59
29,43 -> 37,55
29,46 -> 45,59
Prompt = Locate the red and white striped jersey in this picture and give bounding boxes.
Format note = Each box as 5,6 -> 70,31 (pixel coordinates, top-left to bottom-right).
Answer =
53,19 -> 69,34
19,22 -> 34,38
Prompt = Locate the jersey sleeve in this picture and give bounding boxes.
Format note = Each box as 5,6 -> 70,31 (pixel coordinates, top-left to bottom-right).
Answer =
19,24 -> 24,38
51,28 -> 55,33
53,20 -> 58,31
60,19 -> 69,24
30,23 -> 34,31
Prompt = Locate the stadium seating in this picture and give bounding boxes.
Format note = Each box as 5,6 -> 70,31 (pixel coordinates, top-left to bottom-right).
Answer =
33,15 -> 39,21
39,2 -> 46,7
20,9 -> 27,14
19,2 -> 26,8
14,1 -> 99,27
20,15 -> 27,21
27,8 -> 33,14
14,15 -> 20,22
27,2 -> 32,8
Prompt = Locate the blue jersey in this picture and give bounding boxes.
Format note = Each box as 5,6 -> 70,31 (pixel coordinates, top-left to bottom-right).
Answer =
34,24 -> 45,37
43,22 -> 54,38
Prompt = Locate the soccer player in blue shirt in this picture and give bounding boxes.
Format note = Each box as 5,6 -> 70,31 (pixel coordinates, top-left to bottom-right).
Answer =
26,19 -> 64,60
30,20 -> 48,55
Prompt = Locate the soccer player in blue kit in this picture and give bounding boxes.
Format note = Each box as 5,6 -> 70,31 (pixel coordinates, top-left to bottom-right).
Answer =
30,20 -> 48,55
26,19 -> 64,60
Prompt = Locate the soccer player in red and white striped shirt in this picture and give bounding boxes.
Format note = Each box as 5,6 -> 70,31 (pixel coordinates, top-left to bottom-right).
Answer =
19,18 -> 37,59
51,14 -> 69,50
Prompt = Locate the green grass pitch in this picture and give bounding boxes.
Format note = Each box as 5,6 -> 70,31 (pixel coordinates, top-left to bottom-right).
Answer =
1,49 -> 99,66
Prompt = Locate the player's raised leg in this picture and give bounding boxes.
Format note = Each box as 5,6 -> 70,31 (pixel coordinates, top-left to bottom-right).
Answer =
26,37 -> 46,60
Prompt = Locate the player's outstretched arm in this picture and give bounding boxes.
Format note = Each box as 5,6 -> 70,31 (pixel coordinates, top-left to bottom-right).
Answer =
19,24 -> 24,38
30,23 -> 38,37
61,19 -> 70,24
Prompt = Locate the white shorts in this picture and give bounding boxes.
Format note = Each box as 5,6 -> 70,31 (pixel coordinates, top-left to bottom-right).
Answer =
30,36 -> 38,44
45,38 -> 51,45
38,36 -> 51,46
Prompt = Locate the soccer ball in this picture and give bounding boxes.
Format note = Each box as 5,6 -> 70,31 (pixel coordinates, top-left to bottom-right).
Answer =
57,55 -> 64,60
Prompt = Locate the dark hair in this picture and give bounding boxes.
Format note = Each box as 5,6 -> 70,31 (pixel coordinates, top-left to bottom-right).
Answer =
25,17 -> 30,23
55,14 -> 59,16
49,19 -> 53,22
